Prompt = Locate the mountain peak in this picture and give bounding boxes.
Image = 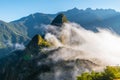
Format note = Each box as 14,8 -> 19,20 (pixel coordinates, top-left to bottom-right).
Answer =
67,7 -> 80,13
31,34 -> 43,45
72,7 -> 79,10
27,34 -> 50,50
51,13 -> 68,26
24,34 -> 50,56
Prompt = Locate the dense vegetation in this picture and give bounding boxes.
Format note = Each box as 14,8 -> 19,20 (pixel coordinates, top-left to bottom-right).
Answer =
77,66 -> 120,80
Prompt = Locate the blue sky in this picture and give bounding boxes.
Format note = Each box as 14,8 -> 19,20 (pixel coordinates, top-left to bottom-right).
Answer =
0,0 -> 120,22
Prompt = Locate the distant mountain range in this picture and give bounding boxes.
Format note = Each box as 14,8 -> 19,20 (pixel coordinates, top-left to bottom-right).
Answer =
1,7 -> 120,56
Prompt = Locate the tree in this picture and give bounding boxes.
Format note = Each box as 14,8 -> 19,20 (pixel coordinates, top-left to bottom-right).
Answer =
77,66 -> 120,80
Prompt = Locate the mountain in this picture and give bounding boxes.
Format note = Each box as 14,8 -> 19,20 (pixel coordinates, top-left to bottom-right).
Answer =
0,14 -> 101,80
1,7 -> 120,57
12,13 -> 56,37
0,20 -> 29,57
9,8 -> 120,38
27,34 -> 50,48
62,8 -> 120,32
51,13 -> 68,26
11,8 -> 120,36
0,20 -> 27,47
0,48 -> 99,80
25,34 -> 50,56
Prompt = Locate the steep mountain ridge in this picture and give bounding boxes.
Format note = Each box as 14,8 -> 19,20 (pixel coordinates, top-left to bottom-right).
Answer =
0,14 -> 102,80
51,13 -> 68,26
12,13 -> 56,37
0,20 -> 29,57
11,8 -> 120,37
25,34 -> 50,57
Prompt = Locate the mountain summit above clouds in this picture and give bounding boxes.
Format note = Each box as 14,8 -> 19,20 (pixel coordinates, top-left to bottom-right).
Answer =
51,13 -> 68,26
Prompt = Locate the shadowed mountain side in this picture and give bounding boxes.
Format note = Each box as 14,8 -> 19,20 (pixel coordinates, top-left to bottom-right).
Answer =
0,20 -> 29,58
12,13 -> 55,38
51,13 -> 68,27
24,34 -> 50,58
0,46 -> 100,80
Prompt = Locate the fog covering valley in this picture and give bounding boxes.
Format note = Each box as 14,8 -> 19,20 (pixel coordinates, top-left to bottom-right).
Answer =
1,8 -> 120,80
45,22 -> 120,66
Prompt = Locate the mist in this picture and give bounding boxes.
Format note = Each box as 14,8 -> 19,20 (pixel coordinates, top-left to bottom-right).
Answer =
5,40 -> 25,50
44,23 -> 120,66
